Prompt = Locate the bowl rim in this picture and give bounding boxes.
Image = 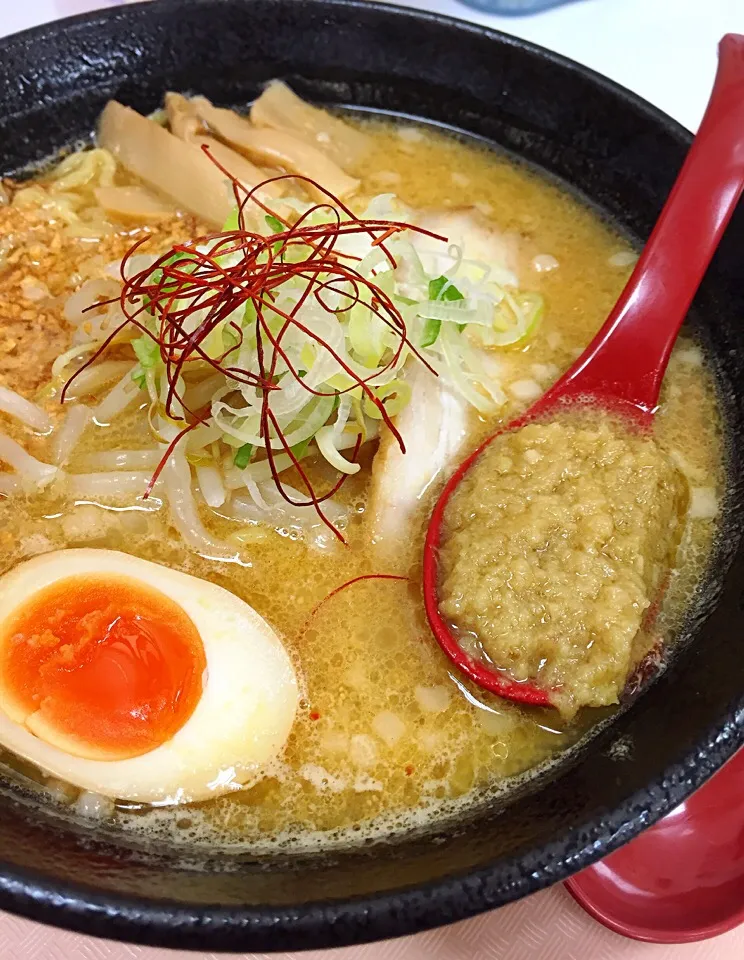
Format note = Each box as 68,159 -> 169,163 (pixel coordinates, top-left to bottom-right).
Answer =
0,0 -> 742,952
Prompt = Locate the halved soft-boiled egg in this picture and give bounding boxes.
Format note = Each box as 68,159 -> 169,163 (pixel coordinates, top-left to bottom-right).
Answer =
0,549 -> 298,804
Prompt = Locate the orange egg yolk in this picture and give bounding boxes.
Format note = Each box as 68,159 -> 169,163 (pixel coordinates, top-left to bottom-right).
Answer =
0,575 -> 206,761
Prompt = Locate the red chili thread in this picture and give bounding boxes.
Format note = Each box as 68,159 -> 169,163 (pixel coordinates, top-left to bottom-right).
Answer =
65,154 -> 446,540
298,573 -> 409,638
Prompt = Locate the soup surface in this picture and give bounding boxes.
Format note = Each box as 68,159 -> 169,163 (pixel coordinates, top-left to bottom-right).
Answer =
0,91 -> 723,851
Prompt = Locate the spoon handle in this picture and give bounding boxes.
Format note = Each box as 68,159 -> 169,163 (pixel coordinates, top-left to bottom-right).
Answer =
553,33 -> 744,418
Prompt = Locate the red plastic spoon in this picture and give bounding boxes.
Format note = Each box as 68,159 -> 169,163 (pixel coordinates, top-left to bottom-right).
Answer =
565,747 -> 744,943
423,33 -> 744,707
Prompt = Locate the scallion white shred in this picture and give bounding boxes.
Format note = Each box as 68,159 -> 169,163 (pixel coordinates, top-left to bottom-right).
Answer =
54,191 -> 543,548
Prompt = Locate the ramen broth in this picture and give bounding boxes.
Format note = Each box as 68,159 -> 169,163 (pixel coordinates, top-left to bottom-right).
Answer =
0,113 -> 723,849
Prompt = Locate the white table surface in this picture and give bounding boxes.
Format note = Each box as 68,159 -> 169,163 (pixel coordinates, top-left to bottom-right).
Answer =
1,1 -> 743,959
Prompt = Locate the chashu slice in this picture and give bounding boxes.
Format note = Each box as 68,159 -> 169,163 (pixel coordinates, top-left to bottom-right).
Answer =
368,210 -> 521,555
368,361 -> 470,553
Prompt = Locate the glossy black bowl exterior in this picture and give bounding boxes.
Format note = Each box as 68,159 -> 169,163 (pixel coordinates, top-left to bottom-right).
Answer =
0,0 -> 743,952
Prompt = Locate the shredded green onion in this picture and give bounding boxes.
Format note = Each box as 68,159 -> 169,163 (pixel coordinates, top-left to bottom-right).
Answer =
66,193 -> 546,500
290,436 -> 312,460
233,442 -> 254,469
132,336 -> 159,369
428,275 -> 465,303
420,317 -> 441,348
364,379 -> 412,420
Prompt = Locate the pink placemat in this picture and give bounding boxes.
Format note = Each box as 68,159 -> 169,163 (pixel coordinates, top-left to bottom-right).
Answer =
1,885 -> 744,959
1,2 -> 742,958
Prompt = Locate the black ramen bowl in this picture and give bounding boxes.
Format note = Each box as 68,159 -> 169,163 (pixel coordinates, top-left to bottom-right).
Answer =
0,0 -> 743,952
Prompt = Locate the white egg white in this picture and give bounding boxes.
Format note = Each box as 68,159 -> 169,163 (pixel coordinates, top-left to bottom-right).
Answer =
0,549 -> 298,803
